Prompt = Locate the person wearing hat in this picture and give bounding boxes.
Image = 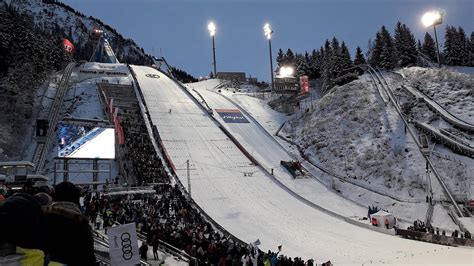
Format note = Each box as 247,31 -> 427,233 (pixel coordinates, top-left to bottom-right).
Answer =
42,182 -> 96,265
34,192 -> 52,207
51,181 -> 81,214
0,193 -> 63,265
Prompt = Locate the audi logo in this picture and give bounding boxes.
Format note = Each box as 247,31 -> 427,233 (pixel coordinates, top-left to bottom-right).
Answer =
145,73 -> 160,79
120,232 -> 133,260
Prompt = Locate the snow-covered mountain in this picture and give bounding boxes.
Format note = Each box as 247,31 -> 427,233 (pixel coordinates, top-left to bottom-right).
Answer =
4,0 -> 152,64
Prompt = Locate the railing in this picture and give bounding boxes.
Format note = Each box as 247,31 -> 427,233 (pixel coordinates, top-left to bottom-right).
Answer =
35,62 -> 76,174
371,68 -> 464,218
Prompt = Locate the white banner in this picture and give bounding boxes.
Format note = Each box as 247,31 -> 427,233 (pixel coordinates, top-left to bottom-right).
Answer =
108,223 -> 140,266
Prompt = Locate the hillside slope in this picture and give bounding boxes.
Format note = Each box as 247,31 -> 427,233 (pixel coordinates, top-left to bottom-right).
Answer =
4,0 -> 151,64
285,74 -> 428,199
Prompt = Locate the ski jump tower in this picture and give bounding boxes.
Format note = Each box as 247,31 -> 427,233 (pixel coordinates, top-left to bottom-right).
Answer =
89,29 -> 119,63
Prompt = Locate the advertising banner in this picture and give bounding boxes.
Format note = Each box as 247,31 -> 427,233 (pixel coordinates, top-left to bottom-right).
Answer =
107,223 -> 140,266
215,109 -> 250,123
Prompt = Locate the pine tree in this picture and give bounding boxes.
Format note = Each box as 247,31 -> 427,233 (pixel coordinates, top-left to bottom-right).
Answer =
330,37 -> 342,80
340,41 -> 353,70
309,49 -> 322,78
321,39 -> 333,89
470,32 -> 474,66
295,53 -> 306,76
276,48 -> 285,67
393,22 -> 417,67
457,27 -> 470,66
417,40 -> 422,52
379,25 -> 396,69
421,32 -> 437,62
444,25 -> 461,65
370,32 -> 383,66
285,48 -> 295,67
354,46 -> 366,66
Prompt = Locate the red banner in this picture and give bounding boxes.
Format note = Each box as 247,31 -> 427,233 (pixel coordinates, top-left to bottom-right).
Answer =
62,38 -> 75,55
299,76 -> 310,94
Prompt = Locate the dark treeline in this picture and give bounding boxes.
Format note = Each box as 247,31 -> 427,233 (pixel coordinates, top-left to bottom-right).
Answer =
277,21 -> 474,90
171,67 -> 198,83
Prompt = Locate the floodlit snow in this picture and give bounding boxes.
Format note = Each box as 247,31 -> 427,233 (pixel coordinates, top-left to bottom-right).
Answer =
132,66 -> 473,264
186,81 -> 367,219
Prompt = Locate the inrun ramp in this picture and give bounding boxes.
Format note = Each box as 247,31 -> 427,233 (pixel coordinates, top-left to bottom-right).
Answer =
131,65 -> 472,265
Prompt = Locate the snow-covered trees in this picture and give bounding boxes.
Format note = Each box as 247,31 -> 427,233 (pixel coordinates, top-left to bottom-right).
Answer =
0,6 -> 72,158
353,46 -> 366,66
443,25 -> 471,66
276,36 -> 356,89
370,26 -> 396,69
421,32 -> 437,62
393,22 -> 418,67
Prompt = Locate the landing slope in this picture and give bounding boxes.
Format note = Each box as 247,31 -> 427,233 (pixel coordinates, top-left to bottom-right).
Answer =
131,66 -> 472,264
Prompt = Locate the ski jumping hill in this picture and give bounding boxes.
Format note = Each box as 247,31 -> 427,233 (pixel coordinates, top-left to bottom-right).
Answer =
130,66 -> 472,264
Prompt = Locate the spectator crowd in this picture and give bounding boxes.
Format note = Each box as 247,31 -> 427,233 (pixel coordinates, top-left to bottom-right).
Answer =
83,183 -> 331,265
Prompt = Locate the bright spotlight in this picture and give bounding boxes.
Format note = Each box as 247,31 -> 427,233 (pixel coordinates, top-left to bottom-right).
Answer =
279,66 -> 294,78
208,22 -> 216,36
422,11 -> 442,27
264,23 -> 273,40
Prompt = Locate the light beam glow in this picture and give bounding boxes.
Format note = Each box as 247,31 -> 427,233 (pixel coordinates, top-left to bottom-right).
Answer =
422,11 -> 442,27
264,23 -> 273,40
208,22 -> 216,36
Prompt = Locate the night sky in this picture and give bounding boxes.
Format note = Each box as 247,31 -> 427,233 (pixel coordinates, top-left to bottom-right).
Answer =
62,0 -> 473,81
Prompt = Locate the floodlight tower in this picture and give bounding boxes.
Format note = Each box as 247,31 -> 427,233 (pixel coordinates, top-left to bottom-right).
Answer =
422,11 -> 443,67
264,23 -> 274,91
208,22 -> 217,78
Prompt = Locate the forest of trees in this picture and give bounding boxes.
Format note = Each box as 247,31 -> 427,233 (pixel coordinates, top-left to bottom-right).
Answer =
0,5 -> 72,157
277,21 -> 474,91
171,67 -> 198,83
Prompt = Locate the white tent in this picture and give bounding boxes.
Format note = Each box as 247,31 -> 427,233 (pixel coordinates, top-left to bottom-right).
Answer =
370,210 -> 396,229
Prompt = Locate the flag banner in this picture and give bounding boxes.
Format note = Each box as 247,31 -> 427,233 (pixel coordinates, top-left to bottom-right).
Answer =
108,223 -> 140,266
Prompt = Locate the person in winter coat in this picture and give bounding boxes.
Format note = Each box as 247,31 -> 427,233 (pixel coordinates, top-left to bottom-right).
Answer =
140,242 -> 149,261
152,237 -> 159,260
0,193 -> 65,265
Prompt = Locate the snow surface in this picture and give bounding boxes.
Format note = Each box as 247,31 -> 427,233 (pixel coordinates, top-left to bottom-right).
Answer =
205,80 -> 453,229
132,66 -> 473,264
66,128 -> 115,159
186,81 -> 367,219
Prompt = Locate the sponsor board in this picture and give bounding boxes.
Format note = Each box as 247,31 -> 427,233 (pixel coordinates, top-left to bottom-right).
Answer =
215,109 -> 249,123
108,223 -> 140,266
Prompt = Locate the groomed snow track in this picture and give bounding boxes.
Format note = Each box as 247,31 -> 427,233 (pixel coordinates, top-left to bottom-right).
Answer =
402,85 -> 474,133
128,65 -> 473,264
414,121 -> 474,157
368,67 -> 465,218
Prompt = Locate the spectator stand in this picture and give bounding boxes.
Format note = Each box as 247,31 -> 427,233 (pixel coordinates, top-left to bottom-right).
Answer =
98,83 -> 169,187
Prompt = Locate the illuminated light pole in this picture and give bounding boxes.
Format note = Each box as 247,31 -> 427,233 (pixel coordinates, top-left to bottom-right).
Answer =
422,11 -> 443,67
264,23 -> 274,91
208,22 -> 217,78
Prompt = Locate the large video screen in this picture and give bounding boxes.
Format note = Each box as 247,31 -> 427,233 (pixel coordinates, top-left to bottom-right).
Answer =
57,124 -> 115,159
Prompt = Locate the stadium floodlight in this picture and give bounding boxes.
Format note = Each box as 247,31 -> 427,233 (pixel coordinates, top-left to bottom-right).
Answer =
422,11 -> 442,27
263,23 -> 274,91
208,22 -> 216,37
279,66 -> 294,78
422,11 -> 442,67
208,22 -> 217,77
264,23 -> 273,40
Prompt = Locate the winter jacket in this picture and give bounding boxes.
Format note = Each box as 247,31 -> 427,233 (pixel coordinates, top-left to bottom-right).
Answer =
0,245 -> 64,266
